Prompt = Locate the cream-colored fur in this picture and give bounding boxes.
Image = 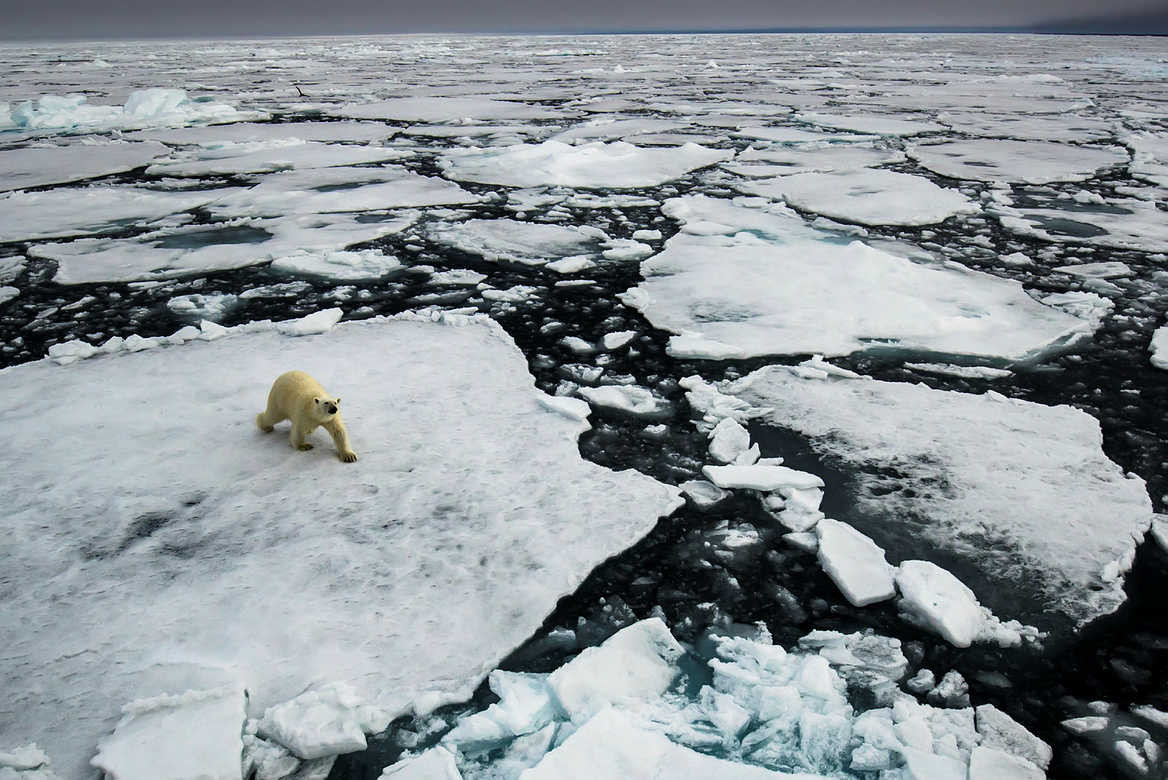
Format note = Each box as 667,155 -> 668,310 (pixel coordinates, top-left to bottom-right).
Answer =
256,370 -> 358,463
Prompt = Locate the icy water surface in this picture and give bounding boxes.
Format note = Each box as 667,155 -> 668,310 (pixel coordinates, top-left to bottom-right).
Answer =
1,32 -> 1166,780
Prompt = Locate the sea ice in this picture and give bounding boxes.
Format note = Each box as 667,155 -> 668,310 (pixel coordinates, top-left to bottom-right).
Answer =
1126,131 -> 1168,188
689,364 -> 1152,626
939,111 -> 1114,143
0,140 -> 169,192
427,219 -> 608,266
166,293 -> 239,322
1151,327 -> 1168,370
737,168 -> 978,226
33,212 -> 416,284
439,140 -> 732,188
2,88 -> 265,133
895,561 -> 986,648
0,314 -> 682,778
795,112 -> 945,136
335,97 -> 556,122
89,687 -> 244,780
968,746 -> 1044,780
0,185 -> 235,243
815,519 -> 897,607
126,121 -> 395,146
702,464 -> 824,492
903,363 -> 1012,380
622,195 -> 1092,361
550,117 -> 686,144
577,384 -> 671,419
990,194 -> 1168,253
907,139 -> 1128,184
727,143 -> 904,177
975,704 -> 1052,770
257,682 -> 390,760
146,141 -> 409,177
380,747 -> 462,779
546,618 -> 684,723
708,417 -> 752,463
269,248 -> 405,281
206,166 -> 480,218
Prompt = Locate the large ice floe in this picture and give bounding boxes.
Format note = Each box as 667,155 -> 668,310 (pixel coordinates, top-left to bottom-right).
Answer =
205,165 -> 481,218
145,140 -> 410,177
0,312 -> 682,778
391,618 -> 1053,779
335,97 -> 557,122
794,112 -> 945,137
0,140 -> 169,192
439,140 -> 732,188
30,211 -> 418,284
736,168 -> 979,226
684,363 -> 1151,627
988,191 -> 1168,254
0,88 -> 266,134
619,195 -> 1094,361
906,139 -> 1129,184
0,185 -> 239,243
725,143 -> 906,178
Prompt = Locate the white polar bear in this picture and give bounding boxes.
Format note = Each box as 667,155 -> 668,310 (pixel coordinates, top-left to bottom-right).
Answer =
256,370 -> 358,462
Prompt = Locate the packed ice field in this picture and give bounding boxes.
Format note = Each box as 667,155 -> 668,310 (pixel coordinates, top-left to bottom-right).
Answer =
0,31 -> 1166,780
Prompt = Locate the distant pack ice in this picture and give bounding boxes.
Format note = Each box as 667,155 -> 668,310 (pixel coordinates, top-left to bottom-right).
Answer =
0,314 -> 682,778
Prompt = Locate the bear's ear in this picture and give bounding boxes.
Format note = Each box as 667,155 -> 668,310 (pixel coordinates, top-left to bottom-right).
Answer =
334,397 -> 341,405
313,398 -> 322,406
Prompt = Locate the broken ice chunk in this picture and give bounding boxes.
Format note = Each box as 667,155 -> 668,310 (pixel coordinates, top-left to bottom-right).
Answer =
275,308 -> 343,337
442,671 -> 556,753
702,464 -> 824,492
976,703 -> 1052,770
815,519 -> 896,607
680,479 -> 729,508
90,687 -> 244,780
708,417 -> 752,464
895,561 -> 985,648
969,745 -> 1045,779
546,618 -> 684,723
577,385 -> 670,419
242,734 -> 300,780
379,746 -> 461,779
257,682 -> 391,760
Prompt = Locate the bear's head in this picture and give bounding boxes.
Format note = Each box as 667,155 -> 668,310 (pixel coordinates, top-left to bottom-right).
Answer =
311,396 -> 341,422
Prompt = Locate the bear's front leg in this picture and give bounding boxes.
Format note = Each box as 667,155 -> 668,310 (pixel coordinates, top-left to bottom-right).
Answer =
324,417 -> 358,463
290,425 -> 314,451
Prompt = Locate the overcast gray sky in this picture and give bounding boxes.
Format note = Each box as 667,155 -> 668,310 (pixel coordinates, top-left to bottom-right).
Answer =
1,0 -> 1165,40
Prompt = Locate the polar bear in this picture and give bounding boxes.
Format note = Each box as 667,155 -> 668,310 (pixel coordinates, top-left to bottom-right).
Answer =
256,370 -> 358,462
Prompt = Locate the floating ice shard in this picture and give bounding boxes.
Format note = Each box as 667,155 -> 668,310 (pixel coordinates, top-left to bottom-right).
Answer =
0,140 -> 169,192
699,364 -> 1151,626
257,682 -> 390,760
896,561 -> 985,648
440,140 -> 732,188
427,219 -> 609,266
90,687 -> 245,780
623,196 -> 1092,361
0,314 -> 682,778
206,165 -> 480,218
907,139 -> 1128,184
546,618 -> 684,723
0,185 -> 236,243
737,168 -> 979,226
33,212 -> 416,284
815,519 -> 897,607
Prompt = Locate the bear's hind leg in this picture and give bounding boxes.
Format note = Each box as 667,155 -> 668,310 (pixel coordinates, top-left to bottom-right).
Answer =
256,396 -> 286,433
290,424 -> 314,451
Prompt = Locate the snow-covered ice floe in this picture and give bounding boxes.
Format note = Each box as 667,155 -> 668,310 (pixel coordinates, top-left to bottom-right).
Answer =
0,88 -> 266,134
725,142 -> 904,178
334,96 -> 558,123
683,364 -> 1151,627
907,139 -> 1128,184
205,165 -> 481,218
989,192 -> 1168,254
427,219 -> 609,266
0,312 -> 682,777
439,140 -> 732,188
125,120 -> 395,146
397,618 -> 1051,779
31,211 -> 417,284
145,140 -> 410,177
0,140 -> 169,192
0,185 -> 240,243
736,168 -> 979,226
619,195 -> 1095,361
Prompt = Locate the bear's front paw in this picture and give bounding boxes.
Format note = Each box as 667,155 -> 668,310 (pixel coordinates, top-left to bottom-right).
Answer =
340,451 -> 359,463
297,443 -> 314,451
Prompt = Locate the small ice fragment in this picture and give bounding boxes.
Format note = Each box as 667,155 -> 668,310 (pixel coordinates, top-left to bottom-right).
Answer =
783,532 -> 818,552
815,518 -> 896,607
546,256 -> 596,274
1061,716 -> 1109,735
906,669 -> 936,695
537,394 -> 591,421
708,418 -> 751,464
242,734 -> 300,780
577,385 -> 670,418
0,744 -> 49,771
601,330 -> 637,350
1000,251 -> 1034,267
1150,327 -> 1168,371
632,229 -> 662,241
275,308 -> 343,337
680,480 -> 729,508
895,561 -> 985,648
559,336 -> 594,354
928,671 -> 970,708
